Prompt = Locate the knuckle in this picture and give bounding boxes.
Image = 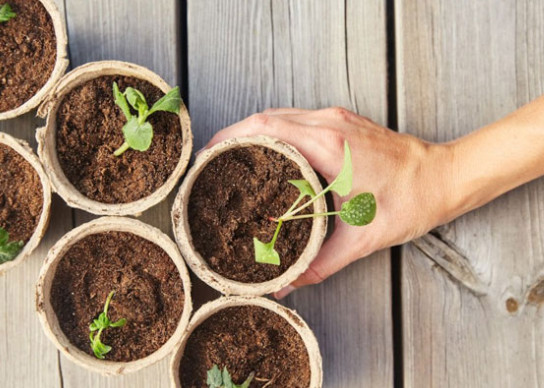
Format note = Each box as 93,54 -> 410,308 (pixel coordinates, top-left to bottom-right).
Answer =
304,266 -> 326,285
327,106 -> 355,122
248,113 -> 270,127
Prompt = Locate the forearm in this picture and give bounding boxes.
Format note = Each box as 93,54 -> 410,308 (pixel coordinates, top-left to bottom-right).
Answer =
443,95 -> 544,221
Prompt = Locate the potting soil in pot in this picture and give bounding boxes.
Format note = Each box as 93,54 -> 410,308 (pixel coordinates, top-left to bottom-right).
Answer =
180,305 -> 311,388
55,75 -> 182,203
50,231 -> 184,361
0,0 -> 56,112
0,143 -> 43,242
188,145 -> 313,283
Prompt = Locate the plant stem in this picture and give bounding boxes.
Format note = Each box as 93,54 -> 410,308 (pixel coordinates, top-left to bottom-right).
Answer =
114,142 -> 130,156
104,291 -> 114,314
270,219 -> 283,246
282,186 -> 331,219
280,211 -> 340,221
283,194 -> 305,217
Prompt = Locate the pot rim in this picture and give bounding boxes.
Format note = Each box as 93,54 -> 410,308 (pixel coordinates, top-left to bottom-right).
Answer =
36,60 -> 193,216
169,295 -> 323,388
0,0 -> 69,120
0,132 -> 52,274
35,216 -> 193,375
172,135 -> 328,296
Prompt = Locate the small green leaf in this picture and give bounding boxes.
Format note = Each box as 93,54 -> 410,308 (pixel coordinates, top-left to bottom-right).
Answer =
148,86 -> 181,116
122,117 -> 153,151
0,4 -> 16,23
328,140 -> 353,196
339,193 -> 376,226
113,82 -> 132,120
222,367 -> 234,388
253,238 -> 280,266
124,87 -> 148,112
288,179 -> 316,198
110,318 -> 127,328
0,227 -> 23,264
206,365 -> 223,388
91,336 -> 112,359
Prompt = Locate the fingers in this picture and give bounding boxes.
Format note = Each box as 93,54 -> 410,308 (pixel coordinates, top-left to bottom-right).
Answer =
273,223 -> 365,299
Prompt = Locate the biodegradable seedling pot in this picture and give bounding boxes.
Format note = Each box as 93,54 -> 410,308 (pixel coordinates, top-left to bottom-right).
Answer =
36,217 -> 193,375
0,0 -> 68,120
172,135 -> 327,296
0,132 -> 51,274
170,296 -> 323,388
37,60 -> 193,216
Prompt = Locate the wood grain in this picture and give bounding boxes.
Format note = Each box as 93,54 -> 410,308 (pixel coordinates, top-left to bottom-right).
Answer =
397,0 -> 544,386
188,1 -> 392,387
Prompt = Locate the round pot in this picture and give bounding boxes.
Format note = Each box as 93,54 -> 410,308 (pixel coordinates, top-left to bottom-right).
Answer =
35,216 -> 193,375
0,132 -> 51,274
172,135 -> 327,296
36,60 -> 193,216
170,296 -> 323,388
0,0 -> 68,120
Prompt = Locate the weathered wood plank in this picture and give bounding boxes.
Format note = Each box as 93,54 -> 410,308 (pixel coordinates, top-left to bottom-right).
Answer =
397,0 -> 544,386
59,0 -> 183,386
188,1 -> 392,387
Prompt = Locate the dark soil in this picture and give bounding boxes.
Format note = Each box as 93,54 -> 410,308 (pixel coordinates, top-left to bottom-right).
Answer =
188,146 -> 313,283
179,305 -> 311,388
50,231 -> 184,361
0,0 -> 56,112
55,75 -> 182,203
0,143 -> 43,243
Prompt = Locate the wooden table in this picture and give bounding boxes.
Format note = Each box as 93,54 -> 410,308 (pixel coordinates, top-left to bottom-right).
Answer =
2,0 -> 543,387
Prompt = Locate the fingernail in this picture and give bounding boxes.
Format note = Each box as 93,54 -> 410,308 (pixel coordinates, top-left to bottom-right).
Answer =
273,285 -> 296,300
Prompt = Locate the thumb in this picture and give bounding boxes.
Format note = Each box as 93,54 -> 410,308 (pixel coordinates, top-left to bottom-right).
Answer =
273,223 -> 363,299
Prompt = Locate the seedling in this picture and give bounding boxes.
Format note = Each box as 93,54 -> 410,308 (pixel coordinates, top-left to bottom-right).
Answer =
207,365 -> 255,388
254,141 -> 377,265
89,291 -> 127,359
0,4 -> 16,23
112,82 -> 182,156
0,226 -> 23,264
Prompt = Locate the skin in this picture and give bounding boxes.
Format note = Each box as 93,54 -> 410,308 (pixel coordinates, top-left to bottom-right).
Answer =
204,97 -> 544,298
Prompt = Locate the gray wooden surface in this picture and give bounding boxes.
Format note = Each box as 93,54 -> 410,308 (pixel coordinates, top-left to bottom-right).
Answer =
397,0 -> 544,387
2,0 -> 544,387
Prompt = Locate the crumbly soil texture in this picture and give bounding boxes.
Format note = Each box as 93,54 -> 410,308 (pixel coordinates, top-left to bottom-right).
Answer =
179,305 -> 311,388
188,145 -> 312,283
0,143 -> 43,243
55,75 -> 182,204
50,231 -> 184,361
0,0 -> 57,112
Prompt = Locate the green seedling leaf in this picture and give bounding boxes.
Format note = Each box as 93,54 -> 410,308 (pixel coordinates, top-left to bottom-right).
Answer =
124,87 -> 148,113
0,226 -> 23,264
113,82 -> 132,120
288,179 -> 316,198
253,238 -> 280,266
0,4 -> 16,23
122,117 -> 153,151
207,365 -> 223,388
328,140 -> 352,196
148,86 -> 182,116
222,367 -> 233,388
339,193 -> 376,226
89,291 -> 127,359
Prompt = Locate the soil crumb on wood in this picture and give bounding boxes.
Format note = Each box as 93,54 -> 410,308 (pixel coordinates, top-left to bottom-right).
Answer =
188,146 -> 312,283
0,143 -> 43,243
50,231 -> 184,361
56,75 -> 182,204
180,305 -> 311,388
0,0 -> 56,112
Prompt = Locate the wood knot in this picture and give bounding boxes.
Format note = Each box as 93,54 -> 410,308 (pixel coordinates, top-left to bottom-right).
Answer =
505,297 -> 518,313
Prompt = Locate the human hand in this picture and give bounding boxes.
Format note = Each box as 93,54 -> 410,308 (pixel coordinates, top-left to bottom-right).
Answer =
204,107 -> 455,298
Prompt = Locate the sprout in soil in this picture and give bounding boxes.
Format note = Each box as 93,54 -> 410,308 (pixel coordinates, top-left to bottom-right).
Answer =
207,364 -> 255,388
254,140 -> 377,266
112,82 -> 182,156
0,226 -> 23,264
0,4 -> 16,23
89,290 -> 127,359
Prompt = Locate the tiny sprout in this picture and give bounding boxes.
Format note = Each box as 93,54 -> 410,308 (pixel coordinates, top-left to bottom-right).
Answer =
112,82 -> 182,156
89,291 -> 127,359
0,226 -> 23,264
0,4 -> 16,23
207,364 -> 255,388
254,140 -> 377,265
